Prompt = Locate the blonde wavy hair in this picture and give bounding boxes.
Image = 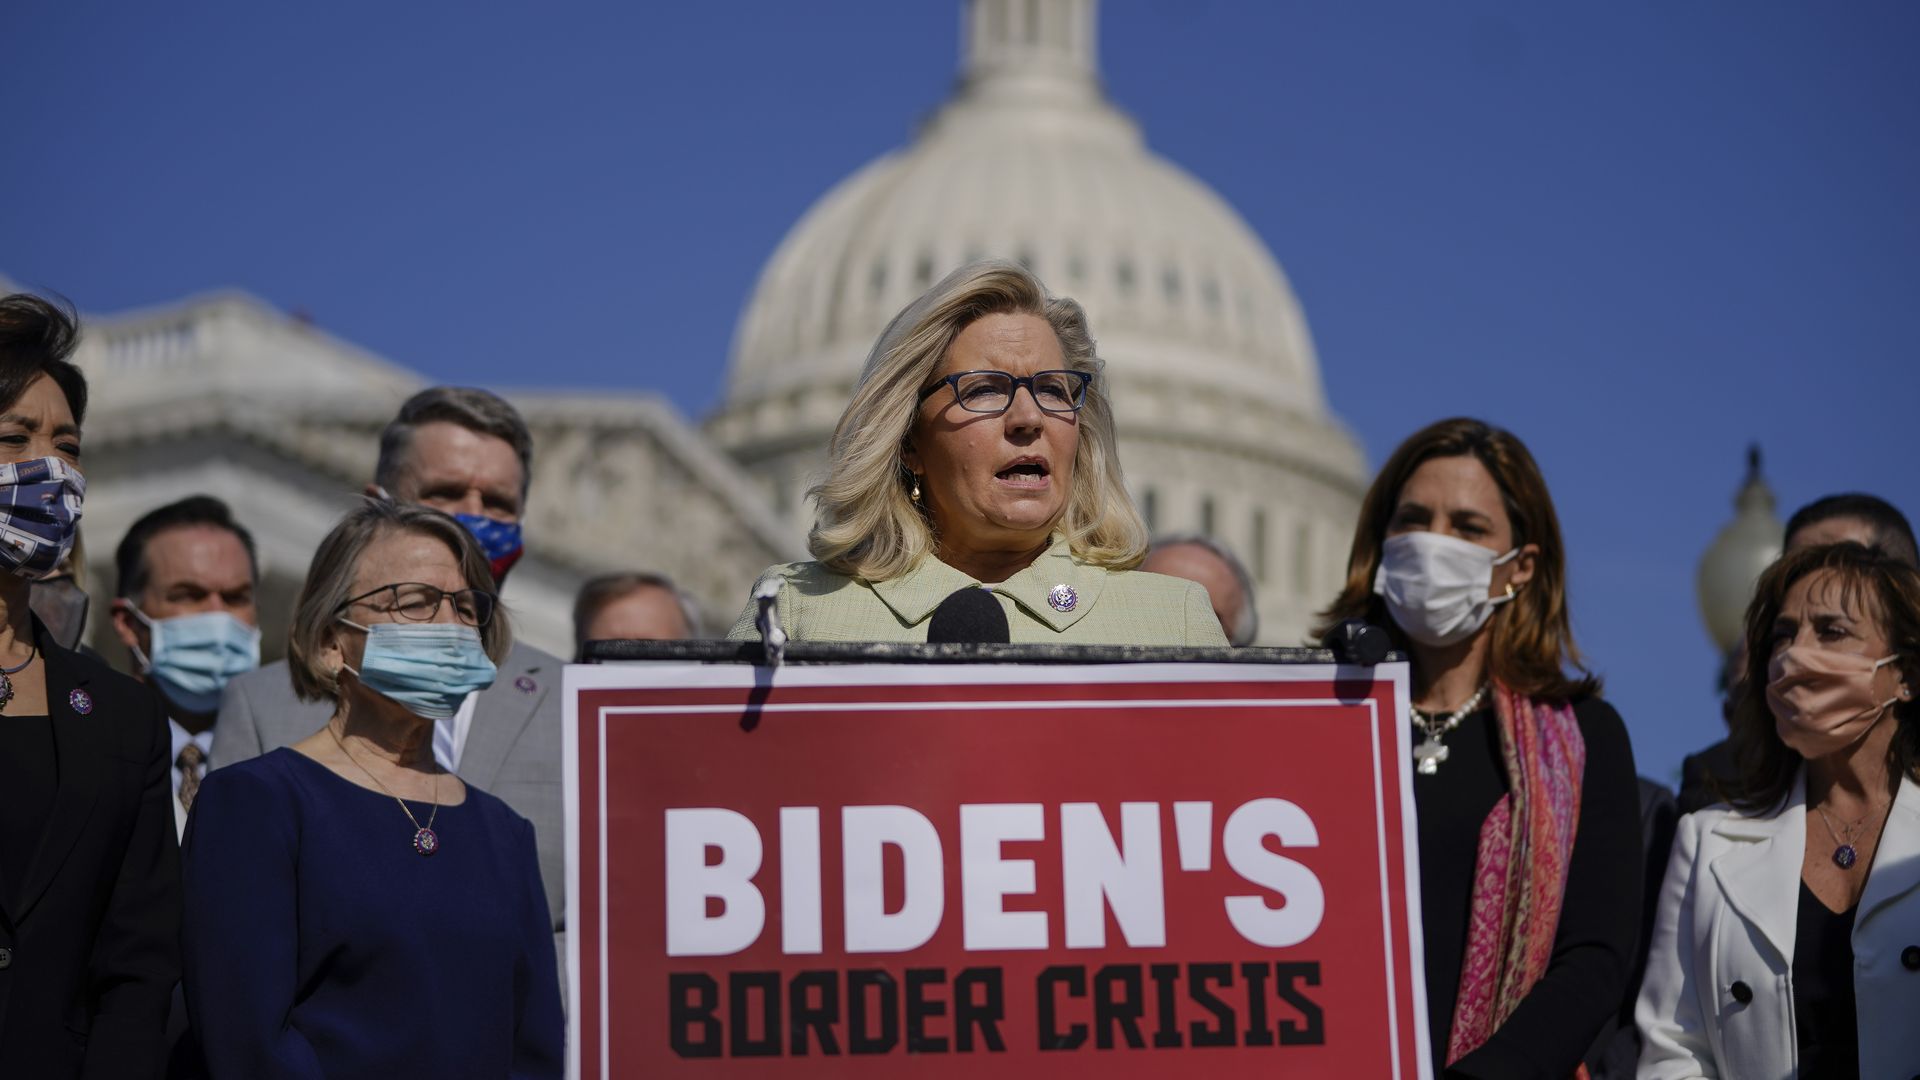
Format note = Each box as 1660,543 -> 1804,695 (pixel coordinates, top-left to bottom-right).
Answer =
808,259 -> 1147,581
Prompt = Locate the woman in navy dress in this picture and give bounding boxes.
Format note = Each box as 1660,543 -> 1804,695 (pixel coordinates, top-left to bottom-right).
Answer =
183,498 -> 561,1078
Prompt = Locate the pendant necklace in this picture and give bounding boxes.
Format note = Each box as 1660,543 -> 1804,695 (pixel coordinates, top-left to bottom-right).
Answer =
1408,682 -> 1490,776
0,647 -> 37,711
330,727 -> 443,856
1814,801 -> 1886,870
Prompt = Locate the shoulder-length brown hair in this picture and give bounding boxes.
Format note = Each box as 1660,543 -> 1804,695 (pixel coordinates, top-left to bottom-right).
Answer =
1721,541 -> 1920,812
1314,417 -> 1598,701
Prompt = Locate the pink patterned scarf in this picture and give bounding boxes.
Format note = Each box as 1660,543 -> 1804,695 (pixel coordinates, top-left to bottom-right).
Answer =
1445,686 -> 1587,1070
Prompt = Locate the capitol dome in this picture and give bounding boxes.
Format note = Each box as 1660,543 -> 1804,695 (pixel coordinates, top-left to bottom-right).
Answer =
709,0 -> 1368,644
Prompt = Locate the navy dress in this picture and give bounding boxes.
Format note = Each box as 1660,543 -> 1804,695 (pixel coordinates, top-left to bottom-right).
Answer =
182,748 -> 562,1079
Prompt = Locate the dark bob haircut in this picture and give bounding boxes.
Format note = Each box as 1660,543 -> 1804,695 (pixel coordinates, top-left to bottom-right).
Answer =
0,294 -> 89,428
1721,541 -> 1920,812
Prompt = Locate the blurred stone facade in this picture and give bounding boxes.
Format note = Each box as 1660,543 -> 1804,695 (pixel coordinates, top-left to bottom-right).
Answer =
51,0 -> 1366,658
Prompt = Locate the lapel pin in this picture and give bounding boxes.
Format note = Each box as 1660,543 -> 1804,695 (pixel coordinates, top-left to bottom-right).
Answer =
1047,584 -> 1078,613
514,675 -> 537,694
69,688 -> 94,715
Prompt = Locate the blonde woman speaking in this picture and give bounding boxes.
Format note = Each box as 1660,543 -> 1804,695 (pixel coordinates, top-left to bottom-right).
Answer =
730,259 -> 1226,647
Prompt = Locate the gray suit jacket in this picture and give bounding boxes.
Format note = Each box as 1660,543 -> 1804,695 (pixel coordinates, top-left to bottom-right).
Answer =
207,641 -> 564,932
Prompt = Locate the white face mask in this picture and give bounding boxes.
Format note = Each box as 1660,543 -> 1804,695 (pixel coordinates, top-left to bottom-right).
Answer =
1373,531 -> 1520,647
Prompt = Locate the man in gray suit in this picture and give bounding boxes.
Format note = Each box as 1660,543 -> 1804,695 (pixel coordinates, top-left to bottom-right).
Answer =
211,387 -> 564,934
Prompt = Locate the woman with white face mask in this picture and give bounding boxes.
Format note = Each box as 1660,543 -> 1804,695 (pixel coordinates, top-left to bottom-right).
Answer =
1636,542 -> 1920,1078
181,499 -> 562,1078
1317,417 -> 1642,1079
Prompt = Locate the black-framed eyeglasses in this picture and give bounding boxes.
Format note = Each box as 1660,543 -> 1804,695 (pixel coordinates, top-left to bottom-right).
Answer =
339,583 -> 496,627
917,369 -> 1092,415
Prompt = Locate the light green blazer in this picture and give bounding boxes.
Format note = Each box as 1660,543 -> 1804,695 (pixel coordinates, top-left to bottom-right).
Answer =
727,535 -> 1229,646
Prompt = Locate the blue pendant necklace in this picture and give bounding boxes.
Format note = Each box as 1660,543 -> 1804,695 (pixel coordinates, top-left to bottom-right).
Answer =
1814,802 -> 1885,870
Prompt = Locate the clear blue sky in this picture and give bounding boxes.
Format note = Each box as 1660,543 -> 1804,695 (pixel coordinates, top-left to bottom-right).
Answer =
5,1 -> 1917,783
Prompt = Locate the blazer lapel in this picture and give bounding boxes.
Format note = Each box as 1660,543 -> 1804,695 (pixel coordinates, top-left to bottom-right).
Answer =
870,556 -> 977,629
15,632 -> 107,923
455,640 -> 550,791
1858,774 -> 1920,929
995,535 -> 1106,633
1709,774 -> 1806,966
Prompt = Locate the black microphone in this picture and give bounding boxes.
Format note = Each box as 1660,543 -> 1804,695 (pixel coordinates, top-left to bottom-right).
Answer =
927,586 -> 1011,644
1321,619 -> 1391,666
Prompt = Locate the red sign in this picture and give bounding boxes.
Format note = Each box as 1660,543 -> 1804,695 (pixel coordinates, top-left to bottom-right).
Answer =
565,662 -> 1429,1079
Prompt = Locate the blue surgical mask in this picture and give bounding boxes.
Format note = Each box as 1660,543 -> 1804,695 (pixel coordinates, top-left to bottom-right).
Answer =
340,620 -> 497,719
0,457 -> 85,581
131,608 -> 262,714
453,513 -> 524,582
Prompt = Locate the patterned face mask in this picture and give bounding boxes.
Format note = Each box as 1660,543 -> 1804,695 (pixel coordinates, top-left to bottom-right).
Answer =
0,457 -> 85,582
453,512 -> 524,584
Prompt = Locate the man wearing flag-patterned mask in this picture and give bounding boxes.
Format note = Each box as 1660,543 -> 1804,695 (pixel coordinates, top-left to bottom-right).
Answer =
368,387 -> 530,584
212,387 -> 567,954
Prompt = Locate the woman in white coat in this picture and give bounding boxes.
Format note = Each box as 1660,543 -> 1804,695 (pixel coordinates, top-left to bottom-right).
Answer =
1636,541 -> 1920,1078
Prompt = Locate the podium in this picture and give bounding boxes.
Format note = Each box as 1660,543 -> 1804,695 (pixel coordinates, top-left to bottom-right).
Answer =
565,641 -> 1430,1079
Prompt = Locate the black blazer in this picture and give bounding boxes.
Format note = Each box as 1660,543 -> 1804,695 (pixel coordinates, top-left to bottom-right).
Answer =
0,621 -> 181,1079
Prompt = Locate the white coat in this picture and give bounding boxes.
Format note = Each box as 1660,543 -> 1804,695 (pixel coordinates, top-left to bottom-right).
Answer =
1634,770 -> 1920,1079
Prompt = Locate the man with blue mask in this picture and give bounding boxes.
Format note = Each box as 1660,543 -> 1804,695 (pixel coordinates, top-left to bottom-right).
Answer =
109,495 -> 261,839
213,387 -> 568,960
368,386 -> 529,587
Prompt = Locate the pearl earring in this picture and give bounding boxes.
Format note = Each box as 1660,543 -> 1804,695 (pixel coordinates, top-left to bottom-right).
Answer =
911,476 -> 921,501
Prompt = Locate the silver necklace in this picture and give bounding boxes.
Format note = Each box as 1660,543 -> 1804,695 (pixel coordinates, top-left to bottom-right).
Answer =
1409,682 -> 1490,775
1814,801 -> 1886,870
0,647 -> 35,711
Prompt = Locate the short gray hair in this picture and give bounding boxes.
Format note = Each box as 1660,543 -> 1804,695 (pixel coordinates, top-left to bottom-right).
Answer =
287,499 -> 512,704
375,386 -> 534,498
572,571 -> 702,646
1149,534 -> 1259,646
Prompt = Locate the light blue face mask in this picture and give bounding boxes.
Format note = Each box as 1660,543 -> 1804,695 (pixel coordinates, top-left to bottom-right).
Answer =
131,608 -> 262,715
340,620 -> 497,720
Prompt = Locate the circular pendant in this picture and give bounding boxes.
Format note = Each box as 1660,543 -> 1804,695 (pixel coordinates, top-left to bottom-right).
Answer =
413,827 -> 440,856
1833,844 -> 1857,870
